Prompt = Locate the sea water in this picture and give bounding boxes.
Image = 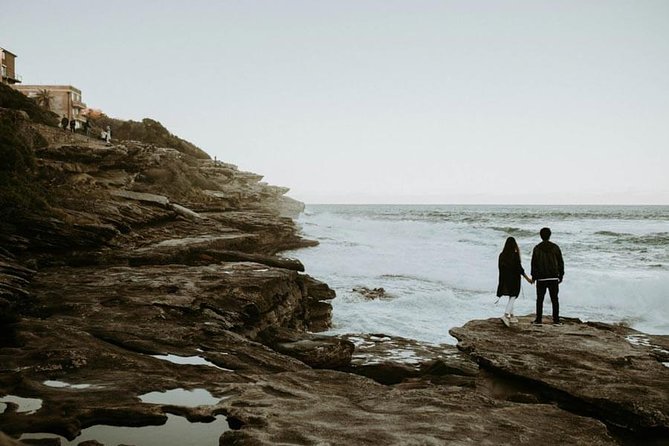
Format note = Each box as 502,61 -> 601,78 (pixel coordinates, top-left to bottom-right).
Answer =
287,205 -> 669,344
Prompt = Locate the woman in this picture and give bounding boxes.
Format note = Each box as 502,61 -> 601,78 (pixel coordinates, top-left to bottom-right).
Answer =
497,237 -> 532,326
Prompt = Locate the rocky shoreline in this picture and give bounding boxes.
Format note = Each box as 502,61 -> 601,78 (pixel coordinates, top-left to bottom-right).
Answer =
1,107 -> 668,445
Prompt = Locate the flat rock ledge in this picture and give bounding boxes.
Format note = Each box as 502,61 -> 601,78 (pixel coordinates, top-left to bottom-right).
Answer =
450,316 -> 669,442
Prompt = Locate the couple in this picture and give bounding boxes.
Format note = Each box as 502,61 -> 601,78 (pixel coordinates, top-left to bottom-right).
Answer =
497,227 -> 564,327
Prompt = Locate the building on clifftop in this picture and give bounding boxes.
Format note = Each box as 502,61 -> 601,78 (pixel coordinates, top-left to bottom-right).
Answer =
14,84 -> 87,129
1,47 -> 21,85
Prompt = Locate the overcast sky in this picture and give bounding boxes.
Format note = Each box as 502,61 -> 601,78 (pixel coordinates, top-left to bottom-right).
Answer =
3,1 -> 668,204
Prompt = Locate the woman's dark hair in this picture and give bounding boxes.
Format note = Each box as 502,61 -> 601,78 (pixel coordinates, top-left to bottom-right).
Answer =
500,236 -> 520,261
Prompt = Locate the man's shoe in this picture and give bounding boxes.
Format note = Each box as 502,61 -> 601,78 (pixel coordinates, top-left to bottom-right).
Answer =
532,320 -> 542,326
553,320 -> 563,326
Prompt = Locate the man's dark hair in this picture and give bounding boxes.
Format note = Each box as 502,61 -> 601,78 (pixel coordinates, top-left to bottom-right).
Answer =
540,227 -> 551,241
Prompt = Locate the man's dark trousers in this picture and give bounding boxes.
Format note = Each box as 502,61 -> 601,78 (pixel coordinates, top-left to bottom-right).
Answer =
536,280 -> 560,323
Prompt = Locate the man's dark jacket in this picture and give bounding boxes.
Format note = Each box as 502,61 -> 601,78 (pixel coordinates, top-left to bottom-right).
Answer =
531,241 -> 564,281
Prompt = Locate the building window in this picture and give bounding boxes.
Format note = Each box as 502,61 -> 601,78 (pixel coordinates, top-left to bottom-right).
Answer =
1,65 -> 6,77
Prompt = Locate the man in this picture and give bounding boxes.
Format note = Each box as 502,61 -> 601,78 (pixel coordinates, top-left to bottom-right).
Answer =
531,227 -> 564,325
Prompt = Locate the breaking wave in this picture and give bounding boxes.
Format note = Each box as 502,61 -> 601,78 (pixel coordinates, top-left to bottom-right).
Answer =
289,204 -> 669,343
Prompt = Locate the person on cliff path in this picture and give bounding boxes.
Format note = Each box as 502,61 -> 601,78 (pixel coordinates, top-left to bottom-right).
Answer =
497,236 -> 532,327
531,227 -> 564,325
61,116 -> 69,131
101,125 -> 112,143
69,119 -> 76,133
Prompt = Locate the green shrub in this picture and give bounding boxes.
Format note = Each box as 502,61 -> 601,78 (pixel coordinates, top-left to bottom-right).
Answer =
0,83 -> 58,126
89,114 -> 210,159
0,116 -> 47,221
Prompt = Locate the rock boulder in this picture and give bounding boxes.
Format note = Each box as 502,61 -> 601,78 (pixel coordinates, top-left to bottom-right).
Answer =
450,316 -> 669,438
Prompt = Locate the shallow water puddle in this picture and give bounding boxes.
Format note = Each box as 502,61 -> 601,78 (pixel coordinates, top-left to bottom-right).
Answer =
0,395 -> 43,414
625,335 -> 669,368
386,348 -> 421,364
625,334 -> 652,347
151,354 -> 233,371
43,380 -> 92,389
139,388 -> 221,407
20,413 -> 229,445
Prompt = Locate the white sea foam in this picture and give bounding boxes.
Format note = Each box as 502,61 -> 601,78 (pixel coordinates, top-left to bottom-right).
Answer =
288,205 -> 669,344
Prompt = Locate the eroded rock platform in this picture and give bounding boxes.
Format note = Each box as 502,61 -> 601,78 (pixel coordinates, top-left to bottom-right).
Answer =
1,111 -> 667,445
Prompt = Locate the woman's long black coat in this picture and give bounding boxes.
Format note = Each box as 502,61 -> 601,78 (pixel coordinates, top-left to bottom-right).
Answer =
497,253 -> 525,297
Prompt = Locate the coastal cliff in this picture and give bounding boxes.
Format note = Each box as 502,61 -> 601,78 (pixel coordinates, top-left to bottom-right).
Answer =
1,103 -> 668,445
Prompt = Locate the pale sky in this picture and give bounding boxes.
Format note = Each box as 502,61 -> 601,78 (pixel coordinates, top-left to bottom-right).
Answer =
3,1 -> 668,204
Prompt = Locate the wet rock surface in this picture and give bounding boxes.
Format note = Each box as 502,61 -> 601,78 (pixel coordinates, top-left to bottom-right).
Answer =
0,119 -> 331,444
341,333 -> 478,386
1,113 -> 666,445
351,286 -> 389,300
260,328 -> 354,369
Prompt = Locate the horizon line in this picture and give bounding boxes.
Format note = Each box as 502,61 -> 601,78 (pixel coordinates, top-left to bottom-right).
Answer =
302,202 -> 669,206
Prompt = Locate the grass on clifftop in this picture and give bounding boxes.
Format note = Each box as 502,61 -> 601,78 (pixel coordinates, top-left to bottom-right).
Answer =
0,83 -> 211,219
0,83 -> 58,126
0,114 -> 48,222
0,84 -> 52,221
89,114 -> 211,160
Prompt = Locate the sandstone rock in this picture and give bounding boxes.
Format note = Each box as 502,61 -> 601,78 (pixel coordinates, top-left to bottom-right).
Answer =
169,203 -> 203,220
0,112 -> 650,445
341,333 -> 478,386
35,143 -> 130,166
24,262 -> 320,339
300,276 -> 336,301
352,286 -> 389,300
260,328 -> 354,369
126,234 -> 258,267
275,195 -> 305,219
303,300 -> 332,332
0,127 -> 322,444
450,317 -> 669,438
204,211 -> 317,254
220,369 -> 616,445
110,190 -> 170,207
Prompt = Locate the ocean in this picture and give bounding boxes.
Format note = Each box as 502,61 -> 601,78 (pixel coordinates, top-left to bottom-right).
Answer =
287,205 -> 669,344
